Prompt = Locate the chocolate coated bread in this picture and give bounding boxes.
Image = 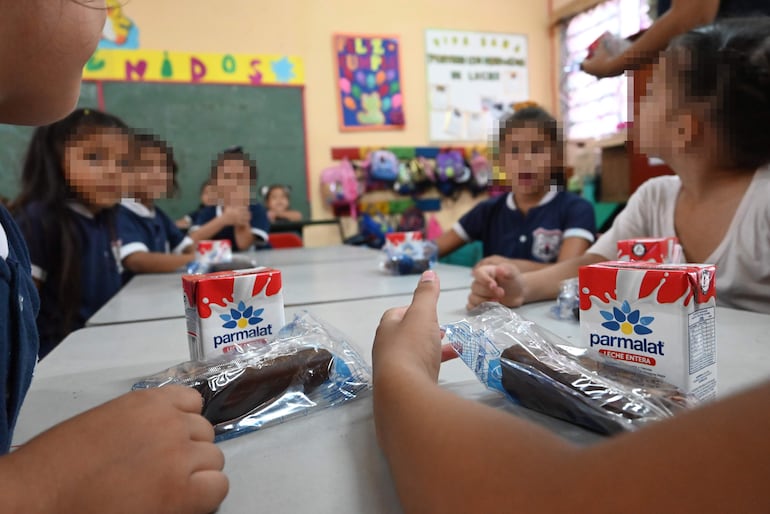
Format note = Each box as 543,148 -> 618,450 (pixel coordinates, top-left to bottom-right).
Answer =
196,347 -> 333,426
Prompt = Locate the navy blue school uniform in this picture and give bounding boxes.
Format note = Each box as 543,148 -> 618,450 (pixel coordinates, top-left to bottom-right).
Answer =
15,202 -> 122,358
117,200 -> 193,283
0,205 -> 39,453
454,191 -> 596,262
190,204 -> 270,250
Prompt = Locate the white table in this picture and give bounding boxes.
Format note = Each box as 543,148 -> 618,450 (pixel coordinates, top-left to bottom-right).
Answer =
14,291 -> 770,512
246,244 -> 381,266
88,259 -> 473,326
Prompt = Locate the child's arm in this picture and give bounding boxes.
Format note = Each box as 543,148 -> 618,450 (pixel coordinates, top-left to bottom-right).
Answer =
373,274 -> 770,514
468,252 -> 606,309
233,222 -> 257,251
234,204 -> 270,251
273,209 -> 303,222
123,252 -> 193,274
581,0 -> 719,77
472,237 -> 592,273
188,207 -> 247,242
434,229 -> 467,258
0,386 -> 228,514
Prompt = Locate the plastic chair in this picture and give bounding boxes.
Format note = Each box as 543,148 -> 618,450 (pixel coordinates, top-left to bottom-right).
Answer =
268,232 -> 303,249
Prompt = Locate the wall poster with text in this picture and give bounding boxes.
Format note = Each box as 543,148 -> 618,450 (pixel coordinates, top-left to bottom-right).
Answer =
425,29 -> 529,142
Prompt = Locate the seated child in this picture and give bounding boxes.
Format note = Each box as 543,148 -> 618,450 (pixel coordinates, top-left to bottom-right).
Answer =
117,134 -> 196,282
13,108 -> 132,357
263,184 -> 302,223
189,147 -> 270,251
434,106 -> 596,273
469,18 -> 770,314
175,179 -> 215,230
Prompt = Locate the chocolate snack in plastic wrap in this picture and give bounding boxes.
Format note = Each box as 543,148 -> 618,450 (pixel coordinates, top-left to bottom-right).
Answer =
196,348 -> 333,429
443,303 -> 696,436
133,312 -> 371,441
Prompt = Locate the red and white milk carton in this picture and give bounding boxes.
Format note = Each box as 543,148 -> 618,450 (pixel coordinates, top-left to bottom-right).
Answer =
579,261 -> 717,401
182,267 -> 285,360
617,237 -> 679,263
196,240 -> 232,267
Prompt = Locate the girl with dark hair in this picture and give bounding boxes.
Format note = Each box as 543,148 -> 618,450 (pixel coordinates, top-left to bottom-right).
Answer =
374,19 -> 770,513
13,107 -> 132,357
471,18 -> 770,314
433,105 -> 596,269
189,147 -> 271,250
117,134 -> 196,282
264,184 -> 303,223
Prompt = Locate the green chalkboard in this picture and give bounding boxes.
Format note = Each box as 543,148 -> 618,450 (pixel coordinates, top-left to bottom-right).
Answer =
0,82 -> 98,202
101,82 -> 308,220
0,82 -> 308,221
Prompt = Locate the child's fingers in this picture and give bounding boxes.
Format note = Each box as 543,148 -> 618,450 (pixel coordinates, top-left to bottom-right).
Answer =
403,270 -> 440,325
440,344 -> 458,362
379,306 -> 408,324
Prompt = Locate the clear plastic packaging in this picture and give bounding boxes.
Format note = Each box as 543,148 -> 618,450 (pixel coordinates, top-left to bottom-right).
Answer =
133,311 -> 372,441
379,232 -> 438,275
443,303 -> 696,435
551,277 -> 580,321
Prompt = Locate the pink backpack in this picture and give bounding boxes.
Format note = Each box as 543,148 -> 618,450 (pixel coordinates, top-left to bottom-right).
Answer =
320,159 -> 361,216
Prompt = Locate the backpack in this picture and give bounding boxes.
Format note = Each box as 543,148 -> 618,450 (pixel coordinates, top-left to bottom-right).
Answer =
368,150 -> 400,182
320,159 -> 361,213
468,151 -> 491,196
435,150 -> 465,197
397,206 -> 426,233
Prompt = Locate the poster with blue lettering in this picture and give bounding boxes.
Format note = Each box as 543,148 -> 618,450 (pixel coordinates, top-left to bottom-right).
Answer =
334,34 -> 405,131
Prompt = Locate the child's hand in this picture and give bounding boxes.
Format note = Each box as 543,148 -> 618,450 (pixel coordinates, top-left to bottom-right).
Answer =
373,270 -> 443,383
10,386 -> 228,514
474,254 -> 514,268
223,206 -> 251,227
468,263 -> 526,310
267,210 -> 277,223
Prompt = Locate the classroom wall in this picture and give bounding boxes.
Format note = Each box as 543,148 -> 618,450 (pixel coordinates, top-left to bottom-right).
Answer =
124,0 -> 552,245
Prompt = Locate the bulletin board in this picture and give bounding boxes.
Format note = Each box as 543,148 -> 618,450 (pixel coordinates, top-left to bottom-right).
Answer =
425,29 -> 529,142
0,81 -> 309,221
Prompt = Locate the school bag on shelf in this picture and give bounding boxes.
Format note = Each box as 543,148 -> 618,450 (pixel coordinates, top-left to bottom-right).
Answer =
367,150 -> 400,183
320,158 -> 361,218
468,151 -> 491,196
435,149 -> 465,197
396,206 -> 426,234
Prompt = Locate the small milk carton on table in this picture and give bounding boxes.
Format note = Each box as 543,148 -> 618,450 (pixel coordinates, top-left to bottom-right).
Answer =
617,237 -> 679,263
579,261 -> 717,401
182,267 -> 285,360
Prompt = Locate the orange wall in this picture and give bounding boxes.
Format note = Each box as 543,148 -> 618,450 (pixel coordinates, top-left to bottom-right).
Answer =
123,0 -> 552,245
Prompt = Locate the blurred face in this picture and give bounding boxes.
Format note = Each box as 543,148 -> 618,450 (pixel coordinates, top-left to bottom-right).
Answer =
201,183 -> 217,206
133,144 -> 172,200
215,158 -> 251,206
637,58 -> 673,159
63,128 -> 131,210
0,0 -> 107,125
500,125 -> 556,196
266,187 -> 290,212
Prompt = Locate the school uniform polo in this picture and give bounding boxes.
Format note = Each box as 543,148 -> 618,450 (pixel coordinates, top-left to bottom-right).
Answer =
454,191 -> 596,262
190,204 -> 270,250
15,202 -> 122,358
0,205 -> 39,453
117,200 -> 193,282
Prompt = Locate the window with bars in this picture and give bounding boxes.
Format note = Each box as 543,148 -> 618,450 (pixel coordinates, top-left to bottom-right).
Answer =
560,0 -> 653,140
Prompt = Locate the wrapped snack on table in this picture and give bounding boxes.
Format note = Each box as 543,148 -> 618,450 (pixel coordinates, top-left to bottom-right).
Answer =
551,277 -> 580,321
443,303 -> 696,435
187,240 -> 233,274
380,231 -> 438,275
133,311 -> 372,441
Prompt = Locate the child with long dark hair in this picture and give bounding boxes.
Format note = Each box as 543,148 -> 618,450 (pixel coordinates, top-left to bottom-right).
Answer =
13,108 -> 132,357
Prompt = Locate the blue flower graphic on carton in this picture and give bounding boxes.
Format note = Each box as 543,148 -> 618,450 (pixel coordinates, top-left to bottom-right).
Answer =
220,301 -> 264,330
599,300 -> 653,335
